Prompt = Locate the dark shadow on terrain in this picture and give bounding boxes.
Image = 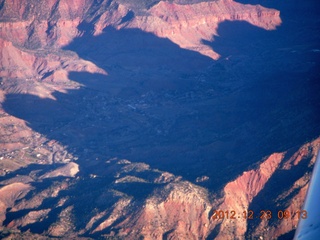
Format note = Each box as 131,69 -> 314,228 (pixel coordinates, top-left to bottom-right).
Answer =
206,222 -> 221,240
2,1 -> 320,236
3,177 -> 68,233
163,229 -> 175,240
203,20 -> 320,160
205,1 -> 320,235
235,0 -> 320,17
246,154 -> 312,238
277,229 -> 296,240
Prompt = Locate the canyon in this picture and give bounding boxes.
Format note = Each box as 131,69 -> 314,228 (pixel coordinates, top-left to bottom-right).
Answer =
1,0 -> 320,239
1,137 -> 319,239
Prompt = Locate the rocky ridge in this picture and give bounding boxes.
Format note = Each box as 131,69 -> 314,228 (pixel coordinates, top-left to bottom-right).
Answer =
0,0 -> 281,81
1,137 -> 319,239
0,0 -> 319,239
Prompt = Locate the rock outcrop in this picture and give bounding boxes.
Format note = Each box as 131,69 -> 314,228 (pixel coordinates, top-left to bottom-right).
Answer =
0,137 -> 319,239
0,182 -> 32,224
128,0 -> 281,59
0,0 -> 318,239
0,0 -> 281,81
217,153 -> 284,238
39,162 -> 79,179
215,138 -> 320,239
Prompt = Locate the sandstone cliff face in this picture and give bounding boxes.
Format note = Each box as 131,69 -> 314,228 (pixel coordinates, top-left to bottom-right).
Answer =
217,153 -> 284,238
0,136 -> 319,239
0,0 -> 318,239
215,138 -> 320,239
0,182 -> 32,224
129,0 -> 281,59
120,181 -> 213,240
0,0 -> 122,81
105,138 -> 319,240
0,0 -> 281,81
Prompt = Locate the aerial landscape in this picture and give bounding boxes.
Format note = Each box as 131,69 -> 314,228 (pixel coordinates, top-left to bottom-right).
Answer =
0,0 -> 319,239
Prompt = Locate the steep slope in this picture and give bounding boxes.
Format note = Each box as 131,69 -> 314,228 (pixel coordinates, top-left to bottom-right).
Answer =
128,0 -> 281,59
1,138 -> 319,239
0,0 -> 281,80
1,0 -> 319,239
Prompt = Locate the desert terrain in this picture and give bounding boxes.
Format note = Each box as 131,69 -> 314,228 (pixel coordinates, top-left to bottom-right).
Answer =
0,0 -> 320,239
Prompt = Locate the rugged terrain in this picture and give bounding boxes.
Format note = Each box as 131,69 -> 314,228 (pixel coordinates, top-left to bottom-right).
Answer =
1,0 -> 320,239
1,138 -> 319,239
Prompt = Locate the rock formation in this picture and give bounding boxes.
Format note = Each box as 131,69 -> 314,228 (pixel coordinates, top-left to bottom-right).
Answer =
1,138 -> 318,239
0,0 -> 281,81
0,0 -> 319,239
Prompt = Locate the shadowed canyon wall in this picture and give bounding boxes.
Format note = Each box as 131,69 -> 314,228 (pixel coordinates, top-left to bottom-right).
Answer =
0,0 -> 320,239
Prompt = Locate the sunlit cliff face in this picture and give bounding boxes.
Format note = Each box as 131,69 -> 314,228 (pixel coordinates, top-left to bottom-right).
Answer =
0,0 -> 282,80
1,0 -> 320,239
127,0 -> 281,59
